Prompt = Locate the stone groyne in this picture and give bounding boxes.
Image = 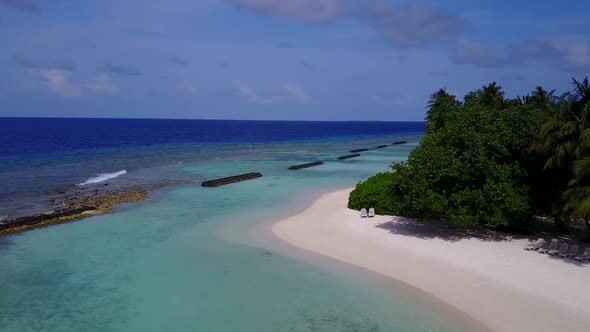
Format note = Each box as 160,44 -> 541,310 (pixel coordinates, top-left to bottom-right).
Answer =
288,162 -> 324,170
201,173 -> 263,187
337,154 -> 361,160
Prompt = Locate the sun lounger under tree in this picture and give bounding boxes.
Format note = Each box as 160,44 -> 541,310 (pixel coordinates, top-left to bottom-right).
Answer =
574,248 -> 590,263
559,245 -> 578,259
539,239 -> 558,254
549,243 -> 568,256
524,238 -> 544,251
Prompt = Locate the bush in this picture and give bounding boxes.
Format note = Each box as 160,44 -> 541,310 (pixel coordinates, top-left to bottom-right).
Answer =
348,172 -> 398,215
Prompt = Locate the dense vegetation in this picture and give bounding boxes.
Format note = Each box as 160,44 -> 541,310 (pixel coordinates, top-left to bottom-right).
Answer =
349,77 -> 590,235
348,173 -> 397,215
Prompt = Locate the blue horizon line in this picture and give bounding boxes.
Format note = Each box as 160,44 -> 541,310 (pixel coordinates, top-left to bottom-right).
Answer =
0,116 -> 426,123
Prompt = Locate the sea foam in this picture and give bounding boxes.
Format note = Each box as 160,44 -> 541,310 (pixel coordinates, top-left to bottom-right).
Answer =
78,170 -> 127,186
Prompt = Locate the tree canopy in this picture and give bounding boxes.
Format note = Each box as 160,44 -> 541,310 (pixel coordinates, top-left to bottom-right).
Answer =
350,77 -> 590,234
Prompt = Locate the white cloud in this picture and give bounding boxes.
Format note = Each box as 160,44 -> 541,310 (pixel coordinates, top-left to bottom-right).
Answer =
38,68 -> 82,98
228,0 -> 343,22
87,74 -> 120,93
234,80 -> 286,104
177,81 -> 198,94
227,0 -> 464,47
551,40 -> 590,71
284,83 -> 313,103
234,81 -> 314,105
451,38 -> 507,68
453,37 -> 590,71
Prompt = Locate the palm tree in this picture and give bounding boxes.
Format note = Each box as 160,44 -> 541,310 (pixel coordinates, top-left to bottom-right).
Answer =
563,158 -> 590,232
425,88 -> 456,133
532,77 -> 590,232
533,79 -> 590,169
479,82 -> 504,109
571,77 -> 590,112
517,94 -> 531,105
531,86 -> 556,111
531,86 -> 555,101
534,94 -> 577,170
562,78 -> 590,232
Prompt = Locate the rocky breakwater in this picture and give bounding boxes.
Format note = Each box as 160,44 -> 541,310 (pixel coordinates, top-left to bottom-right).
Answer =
0,189 -> 148,236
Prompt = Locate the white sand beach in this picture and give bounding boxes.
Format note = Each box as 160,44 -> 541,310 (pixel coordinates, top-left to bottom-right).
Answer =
273,189 -> 590,332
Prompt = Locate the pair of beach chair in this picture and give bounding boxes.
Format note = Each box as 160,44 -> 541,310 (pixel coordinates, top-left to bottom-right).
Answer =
525,238 -> 590,262
360,208 -> 375,218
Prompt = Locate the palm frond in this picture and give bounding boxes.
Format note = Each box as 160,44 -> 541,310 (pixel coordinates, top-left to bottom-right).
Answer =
570,158 -> 590,181
539,121 -> 562,136
564,187 -> 590,217
561,121 -> 579,136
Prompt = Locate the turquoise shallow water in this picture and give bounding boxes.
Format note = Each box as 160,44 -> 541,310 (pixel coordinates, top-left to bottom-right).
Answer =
0,136 -> 477,332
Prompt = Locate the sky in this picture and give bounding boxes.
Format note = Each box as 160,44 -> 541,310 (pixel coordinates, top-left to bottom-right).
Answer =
1,0 -> 589,121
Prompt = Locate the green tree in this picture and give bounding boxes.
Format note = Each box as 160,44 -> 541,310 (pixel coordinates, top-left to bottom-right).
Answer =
563,160 -> 590,232
530,86 -> 556,111
389,101 -> 543,226
517,94 -> 531,105
348,173 -> 398,215
349,77 -> 590,236
532,77 -> 590,232
479,82 -> 505,109
534,78 -> 590,171
425,88 -> 458,134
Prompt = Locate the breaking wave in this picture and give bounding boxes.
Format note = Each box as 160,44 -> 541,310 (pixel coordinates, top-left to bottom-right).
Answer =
77,170 -> 127,186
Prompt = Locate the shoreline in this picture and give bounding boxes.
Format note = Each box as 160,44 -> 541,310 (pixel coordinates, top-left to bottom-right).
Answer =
272,188 -> 590,332
0,189 -> 148,236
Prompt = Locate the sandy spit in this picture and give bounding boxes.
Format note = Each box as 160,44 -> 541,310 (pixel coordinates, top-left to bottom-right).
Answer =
272,189 -> 590,332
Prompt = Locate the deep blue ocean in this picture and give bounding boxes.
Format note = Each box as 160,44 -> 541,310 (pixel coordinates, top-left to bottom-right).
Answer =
1,118 -> 424,156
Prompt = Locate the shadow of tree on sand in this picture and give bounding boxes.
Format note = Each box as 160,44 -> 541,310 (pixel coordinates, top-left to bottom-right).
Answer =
376,217 -> 526,243
375,217 -> 590,266
376,216 -> 590,247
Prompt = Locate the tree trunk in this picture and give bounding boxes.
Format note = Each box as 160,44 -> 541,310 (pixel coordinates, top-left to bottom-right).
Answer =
554,214 -> 570,232
585,216 -> 590,233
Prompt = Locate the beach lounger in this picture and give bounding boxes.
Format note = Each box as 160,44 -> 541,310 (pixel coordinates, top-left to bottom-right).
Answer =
574,248 -> 590,263
539,239 -> 558,254
524,238 -> 544,251
549,243 -> 568,256
560,245 -> 579,259
360,208 -> 368,218
368,208 -> 375,218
